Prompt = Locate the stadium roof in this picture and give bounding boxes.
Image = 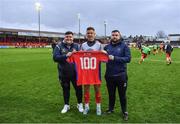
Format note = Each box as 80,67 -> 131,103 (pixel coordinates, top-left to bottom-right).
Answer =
168,34 -> 180,36
0,28 -> 84,39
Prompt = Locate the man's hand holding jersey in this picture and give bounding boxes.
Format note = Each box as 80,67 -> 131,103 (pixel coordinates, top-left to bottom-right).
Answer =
66,49 -> 77,57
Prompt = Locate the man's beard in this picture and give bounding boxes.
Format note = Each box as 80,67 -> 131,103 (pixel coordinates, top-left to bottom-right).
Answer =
66,41 -> 72,45
111,39 -> 119,43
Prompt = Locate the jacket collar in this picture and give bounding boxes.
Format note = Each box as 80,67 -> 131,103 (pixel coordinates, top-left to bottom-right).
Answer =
87,40 -> 96,46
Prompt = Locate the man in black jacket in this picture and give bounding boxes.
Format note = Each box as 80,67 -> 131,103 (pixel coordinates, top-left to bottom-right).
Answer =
51,39 -> 58,52
104,30 -> 131,121
53,31 -> 83,114
163,41 -> 173,65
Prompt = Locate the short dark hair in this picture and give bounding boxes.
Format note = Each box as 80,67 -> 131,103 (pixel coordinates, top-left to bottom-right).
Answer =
86,27 -> 95,31
112,30 -> 120,34
65,31 -> 73,35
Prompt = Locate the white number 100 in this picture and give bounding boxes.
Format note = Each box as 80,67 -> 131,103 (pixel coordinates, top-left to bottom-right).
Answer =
80,57 -> 96,70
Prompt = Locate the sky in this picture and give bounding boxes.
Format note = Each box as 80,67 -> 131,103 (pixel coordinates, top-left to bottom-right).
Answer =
0,0 -> 180,36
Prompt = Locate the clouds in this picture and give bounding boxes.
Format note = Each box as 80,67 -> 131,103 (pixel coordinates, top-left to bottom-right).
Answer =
0,0 -> 180,36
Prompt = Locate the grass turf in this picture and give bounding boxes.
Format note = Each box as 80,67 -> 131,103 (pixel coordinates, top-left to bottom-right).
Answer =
0,48 -> 180,123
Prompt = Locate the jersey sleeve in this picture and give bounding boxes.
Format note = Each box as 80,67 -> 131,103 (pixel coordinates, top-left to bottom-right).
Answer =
66,53 -> 74,63
99,52 -> 109,62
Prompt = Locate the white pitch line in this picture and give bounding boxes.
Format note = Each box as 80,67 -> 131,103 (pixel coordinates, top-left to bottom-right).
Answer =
132,58 -> 180,64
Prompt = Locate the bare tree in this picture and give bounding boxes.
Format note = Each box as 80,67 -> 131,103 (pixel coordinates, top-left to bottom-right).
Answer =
156,30 -> 167,38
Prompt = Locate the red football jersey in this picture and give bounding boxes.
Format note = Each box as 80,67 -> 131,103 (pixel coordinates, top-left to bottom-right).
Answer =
67,51 -> 108,86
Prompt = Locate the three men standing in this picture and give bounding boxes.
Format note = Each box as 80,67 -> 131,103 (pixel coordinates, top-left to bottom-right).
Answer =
53,29 -> 131,121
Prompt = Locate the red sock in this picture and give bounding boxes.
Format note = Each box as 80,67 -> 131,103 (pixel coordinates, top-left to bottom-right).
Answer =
95,92 -> 101,104
84,92 -> 90,104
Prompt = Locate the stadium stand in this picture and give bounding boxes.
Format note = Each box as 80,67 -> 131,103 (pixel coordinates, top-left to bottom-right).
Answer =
0,28 -> 85,48
1,28 -> 180,48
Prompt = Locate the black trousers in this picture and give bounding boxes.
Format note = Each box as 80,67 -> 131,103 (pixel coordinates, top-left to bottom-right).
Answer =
60,76 -> 82,105
105,72 -> 128,114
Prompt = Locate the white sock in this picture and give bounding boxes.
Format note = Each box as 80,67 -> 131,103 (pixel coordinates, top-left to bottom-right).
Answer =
85,103 -> 89,109
97,103 -> 101,108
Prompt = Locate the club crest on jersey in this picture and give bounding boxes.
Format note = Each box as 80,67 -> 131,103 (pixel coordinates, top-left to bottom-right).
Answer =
62,49 -> 67,53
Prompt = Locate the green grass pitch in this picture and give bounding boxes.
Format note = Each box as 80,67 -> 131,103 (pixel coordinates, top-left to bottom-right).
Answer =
0,48 -> 180,123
